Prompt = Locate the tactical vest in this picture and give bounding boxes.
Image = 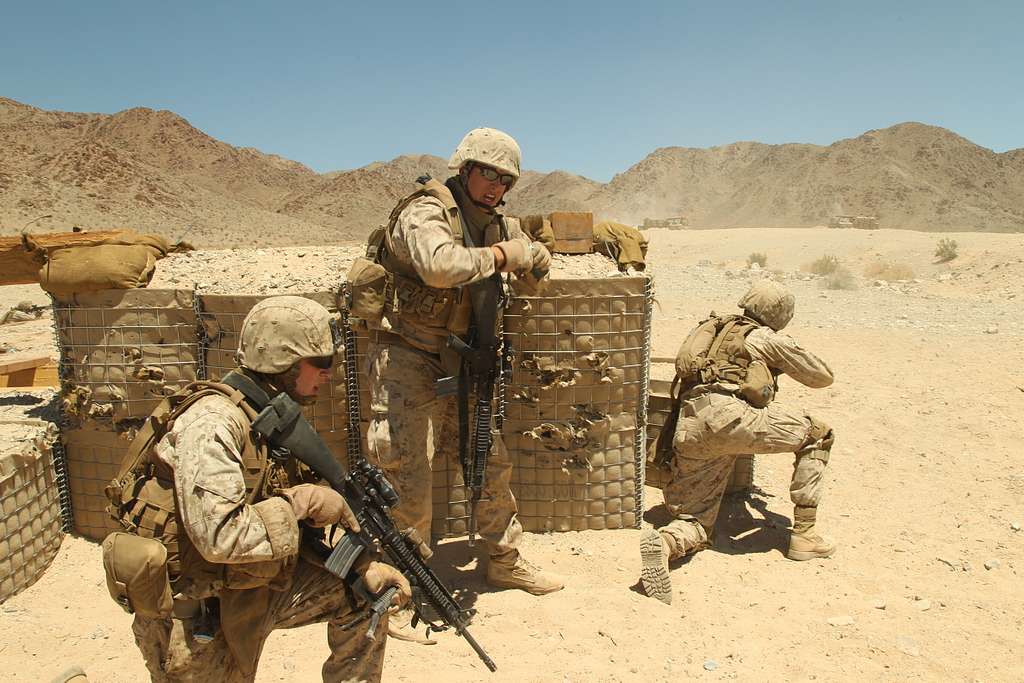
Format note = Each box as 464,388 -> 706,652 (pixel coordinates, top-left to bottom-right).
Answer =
104,380 -> 297,591
652,315 -> 777,466
674,314 -> 766,390
369,176 -> 505,354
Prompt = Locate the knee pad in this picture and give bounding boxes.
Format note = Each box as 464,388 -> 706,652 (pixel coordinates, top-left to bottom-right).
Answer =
800,417 -> 834,453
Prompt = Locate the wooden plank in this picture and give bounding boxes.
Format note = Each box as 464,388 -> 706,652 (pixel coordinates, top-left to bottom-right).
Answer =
0,355 -> 52,374
0,363 -> 59,388
32,363 -> 60,387
552,237 -> 593,254
548,211 -> 593,241
0,230 -> 132,286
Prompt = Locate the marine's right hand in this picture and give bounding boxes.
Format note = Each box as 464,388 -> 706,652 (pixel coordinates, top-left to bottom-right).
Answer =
279,484 -> 360,531
493,240 -> 532,273
362,561 -> 412,607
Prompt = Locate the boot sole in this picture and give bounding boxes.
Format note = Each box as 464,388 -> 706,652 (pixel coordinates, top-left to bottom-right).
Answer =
640,530 -> 672,604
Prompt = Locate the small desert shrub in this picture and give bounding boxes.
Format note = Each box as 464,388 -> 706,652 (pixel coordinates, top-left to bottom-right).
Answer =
747,252 -> 768,268
935,238 -> 959,262
822,265 -> 857,290
864,260 -> 915,281
804,254 -> 841,276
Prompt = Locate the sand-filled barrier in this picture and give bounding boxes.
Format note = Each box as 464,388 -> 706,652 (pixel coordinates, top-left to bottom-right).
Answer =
48,248 -> 653,540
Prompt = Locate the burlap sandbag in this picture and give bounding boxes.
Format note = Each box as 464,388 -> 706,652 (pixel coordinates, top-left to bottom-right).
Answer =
38,233 -> 170,296
517,214 -> 556,252
593,221 -> 648,271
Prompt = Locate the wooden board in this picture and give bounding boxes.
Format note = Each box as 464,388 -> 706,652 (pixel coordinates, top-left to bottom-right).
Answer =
549,212 -> 594,254
0,356 -> 59,388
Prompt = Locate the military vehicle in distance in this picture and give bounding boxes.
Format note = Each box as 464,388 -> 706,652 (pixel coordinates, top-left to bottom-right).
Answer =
829,215 -> 879,230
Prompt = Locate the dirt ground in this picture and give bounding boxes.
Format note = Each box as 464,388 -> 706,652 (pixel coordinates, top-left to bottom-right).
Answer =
1,227 -> 1022,682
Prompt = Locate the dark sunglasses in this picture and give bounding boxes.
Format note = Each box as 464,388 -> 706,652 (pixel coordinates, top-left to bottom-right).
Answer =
475,164 -> 515,187
307,355 -> 334,370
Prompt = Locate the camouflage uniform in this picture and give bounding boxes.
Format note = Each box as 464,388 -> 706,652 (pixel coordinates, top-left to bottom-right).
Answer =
641,281 -> 836,603
113,297 -> 392,682
662,326 -> 835,547
130,396 -> 385,683
365,129 -> 562,614
366,191 -> 530,556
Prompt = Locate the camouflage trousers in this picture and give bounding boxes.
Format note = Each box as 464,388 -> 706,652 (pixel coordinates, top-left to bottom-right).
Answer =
131,557 -> 386,682
661,392 -> 829,551
366,342 -> 522,556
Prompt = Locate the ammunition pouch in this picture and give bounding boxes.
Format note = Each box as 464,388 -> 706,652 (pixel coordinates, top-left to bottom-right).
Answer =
346,257 -> 388,328
102,532 -> 174,618
737,359 -> 776,408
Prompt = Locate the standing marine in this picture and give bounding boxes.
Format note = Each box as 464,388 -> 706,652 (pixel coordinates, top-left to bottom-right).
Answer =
103,296 -> 410,681
361,127 -> 564,641
641,280 -> 836,604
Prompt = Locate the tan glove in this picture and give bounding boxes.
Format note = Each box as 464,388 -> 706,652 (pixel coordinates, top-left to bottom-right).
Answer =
362,561 -> 412,607
279,484 -> 360,531
530,241 -> 552,279
493,240 -> 531,273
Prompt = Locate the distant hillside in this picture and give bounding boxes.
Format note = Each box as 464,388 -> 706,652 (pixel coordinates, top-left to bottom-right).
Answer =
583,124 -> 1024,231
1,97 -> 1021,246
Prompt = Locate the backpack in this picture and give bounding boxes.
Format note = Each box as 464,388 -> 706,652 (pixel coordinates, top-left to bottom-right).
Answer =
651,314 -> 775,466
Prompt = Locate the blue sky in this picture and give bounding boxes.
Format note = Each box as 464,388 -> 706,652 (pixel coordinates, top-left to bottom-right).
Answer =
2,1 -> 1021,181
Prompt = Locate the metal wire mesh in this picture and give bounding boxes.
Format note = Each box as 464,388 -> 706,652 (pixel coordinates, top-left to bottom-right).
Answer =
0,429 -> 64,602
498,277 -> 652,532
51,290 -> 199,424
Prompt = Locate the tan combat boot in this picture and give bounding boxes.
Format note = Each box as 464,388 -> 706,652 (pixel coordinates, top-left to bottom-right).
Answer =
386,604 -> 436,645
639,529 -> 677,604
787,505 -> 836,561
50,666 -> 90,683
486,551 -> 564,595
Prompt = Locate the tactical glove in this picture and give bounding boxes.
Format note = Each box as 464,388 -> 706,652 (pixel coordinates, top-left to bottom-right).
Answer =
530,242 -> 552,279
279,484 -> 360,531
493,240 -> 531,273
362,561 -> 412,607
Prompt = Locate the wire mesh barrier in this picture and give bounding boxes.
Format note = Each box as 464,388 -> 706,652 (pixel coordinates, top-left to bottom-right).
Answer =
51,289 -> 200,426
499,277 -> 652,532
0,413 -> 65,602
53,277 -> 654,541
60,424 -> 127,540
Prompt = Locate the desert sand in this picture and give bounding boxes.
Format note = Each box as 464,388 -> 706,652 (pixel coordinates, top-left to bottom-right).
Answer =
1,226 -> 1023,682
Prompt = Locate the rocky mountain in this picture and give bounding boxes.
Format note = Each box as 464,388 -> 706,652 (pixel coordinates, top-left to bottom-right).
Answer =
2,97 -> 1021,246
583,123 -> 1024,231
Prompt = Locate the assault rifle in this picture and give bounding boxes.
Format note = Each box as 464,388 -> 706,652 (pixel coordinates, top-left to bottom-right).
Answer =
219,316 -> 496,672
443,218 -> 510,547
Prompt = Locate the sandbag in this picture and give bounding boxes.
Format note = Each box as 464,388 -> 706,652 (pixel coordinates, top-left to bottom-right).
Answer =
38,233 -> 171,296
518,214 -> 556,252
593,221 -> 648,271
39,244 -> 159,296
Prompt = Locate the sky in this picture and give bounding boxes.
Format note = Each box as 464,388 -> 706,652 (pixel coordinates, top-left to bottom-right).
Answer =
2,1 -> 1022,182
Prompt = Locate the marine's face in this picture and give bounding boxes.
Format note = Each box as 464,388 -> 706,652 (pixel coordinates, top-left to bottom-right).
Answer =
465,163 -> 510,208
289,356 -> 332,404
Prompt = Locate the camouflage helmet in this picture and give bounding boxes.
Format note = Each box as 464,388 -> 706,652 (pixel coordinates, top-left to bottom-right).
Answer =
447,127 -> 521,184
237,296 -> 336,373
737,280 -> 795,331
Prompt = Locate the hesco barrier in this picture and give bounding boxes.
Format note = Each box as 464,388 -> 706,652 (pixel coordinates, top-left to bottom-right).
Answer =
51,289 -> 200,427
499,277 -> 652,532
645,378 -> 755,493
0,402 -> 66,603
53,279 -> 654,541
52,289 -> 199,539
